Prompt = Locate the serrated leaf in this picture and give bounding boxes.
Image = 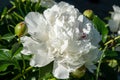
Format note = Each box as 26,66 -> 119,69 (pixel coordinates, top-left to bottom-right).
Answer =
93,16 -> 108,43
1,33 -> 15,42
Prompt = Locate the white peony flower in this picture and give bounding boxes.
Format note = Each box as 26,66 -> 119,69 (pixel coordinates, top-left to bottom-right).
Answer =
21,1 -> 101,79
108,5 -> 120,52
31,0 -> 56,8
108,5 -> 120,34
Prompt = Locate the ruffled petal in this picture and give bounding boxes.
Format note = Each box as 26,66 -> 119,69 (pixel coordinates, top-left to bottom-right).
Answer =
25,12 -> 49,42
30,50 -> 54,67
109,20 -> 119,32
53,61 -> 69,79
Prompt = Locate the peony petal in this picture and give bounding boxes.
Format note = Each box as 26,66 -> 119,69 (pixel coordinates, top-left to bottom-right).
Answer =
21,36 -> 49,56
53,61 -> 69,79
60,40 -> 68,53
25,12 -> 49,42
85,64 -> 96,73
30,50 -> 54,67
113,5 -> 120,13
109,20 -> 119,32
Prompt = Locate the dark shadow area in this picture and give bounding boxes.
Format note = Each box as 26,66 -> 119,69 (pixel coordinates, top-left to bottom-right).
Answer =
0,0 -> 120,19
56,0 -> 120,19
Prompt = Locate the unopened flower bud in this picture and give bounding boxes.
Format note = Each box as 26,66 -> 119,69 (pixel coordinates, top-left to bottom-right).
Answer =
108,59 -> 118,68
71,66 -> 86,78
83,9 -> 94,20
15,22 -> 27,37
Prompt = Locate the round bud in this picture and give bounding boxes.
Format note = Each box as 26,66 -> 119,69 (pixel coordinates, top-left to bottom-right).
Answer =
15,22 -> 27,37
71,66 -> 86,78
108,59 -> 118,68
83,9 -> 94,20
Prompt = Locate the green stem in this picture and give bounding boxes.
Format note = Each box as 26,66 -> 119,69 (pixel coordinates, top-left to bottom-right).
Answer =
21,54 -> 26,72
96,45 -> 108,80
38,68 -> 41,80
105,36 -> 120,46
13,12 -> 24,20
12,66 -> 33,80
7,6 -> 16,13
18,37 -> 26,78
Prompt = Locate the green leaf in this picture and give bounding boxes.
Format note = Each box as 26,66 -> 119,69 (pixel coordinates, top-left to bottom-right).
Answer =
0,49 -> 20,72
1,33 -> 15,42
0,49 -> 12,71
10,1 -> 16,7
0,49 -> 11,60
93,16 -> 108,43
10,42 -> 23,57
105,50 -> 118,57
0,71 -> 11,75
1,7 -> 8,20
40,62 -> 54,79
0,64 -> 10,72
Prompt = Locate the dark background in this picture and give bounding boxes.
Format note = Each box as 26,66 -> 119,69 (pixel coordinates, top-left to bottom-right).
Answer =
0,0 -> 120,19
56,0 -> 120,19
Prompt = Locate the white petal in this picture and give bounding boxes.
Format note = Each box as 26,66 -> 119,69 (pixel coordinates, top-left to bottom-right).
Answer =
21,48 -> 31,55
25,12 -> 49,41
85,64 -> 96,73
21,36 -> 37,55
60,40 -> 68,53
30,50 -> 54,67
53,61 -> 69,79
109,20 -> 119,32
25,12 -> 42,33
21,36 -> 54,67
118,30 -> 120,35
84,49 -> 99,73
113,5 -> 120,13
44,7 -> 59,25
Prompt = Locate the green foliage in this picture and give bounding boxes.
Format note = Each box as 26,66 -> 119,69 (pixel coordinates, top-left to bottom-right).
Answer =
1,33 -> 15,42
0,49 -> 20,72
93,16 -> 108,43
0,0 -> 48,80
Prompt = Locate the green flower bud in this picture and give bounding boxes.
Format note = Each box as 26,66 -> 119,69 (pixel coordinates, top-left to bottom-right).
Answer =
108,59 -> 118,68
15,22 -> 27,37
71,66 -> 86,79
83,9 -> 94,20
